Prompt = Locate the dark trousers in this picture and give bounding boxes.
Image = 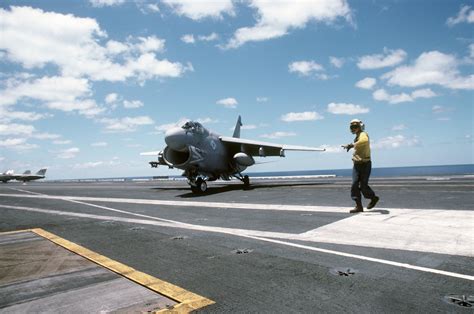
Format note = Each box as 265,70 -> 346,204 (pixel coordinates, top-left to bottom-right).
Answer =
351,161 -> 376,201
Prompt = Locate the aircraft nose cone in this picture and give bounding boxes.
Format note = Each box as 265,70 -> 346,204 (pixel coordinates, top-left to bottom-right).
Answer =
165,127 -> 189,151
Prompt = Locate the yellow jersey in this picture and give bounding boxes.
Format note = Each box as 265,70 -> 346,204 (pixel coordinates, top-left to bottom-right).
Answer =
353,131 -> 371,162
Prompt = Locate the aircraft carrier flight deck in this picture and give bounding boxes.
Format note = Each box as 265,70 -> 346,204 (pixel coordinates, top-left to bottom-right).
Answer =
0,175 -> 473,312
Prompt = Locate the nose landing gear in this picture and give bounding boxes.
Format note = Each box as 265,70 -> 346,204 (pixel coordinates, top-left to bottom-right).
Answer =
188,176 -> 208,194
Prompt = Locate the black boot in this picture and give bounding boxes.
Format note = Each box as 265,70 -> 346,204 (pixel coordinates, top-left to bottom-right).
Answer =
367,196 -> 379,209
350,199 -> 363,213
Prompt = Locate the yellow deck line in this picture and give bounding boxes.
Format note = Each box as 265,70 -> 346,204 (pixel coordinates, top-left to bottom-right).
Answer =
1,228 -> 215,313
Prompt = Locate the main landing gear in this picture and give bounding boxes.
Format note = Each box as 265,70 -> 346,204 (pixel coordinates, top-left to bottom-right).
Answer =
188,174 -> 250,194
236,174 -> 250,188
188,176 -> 208,194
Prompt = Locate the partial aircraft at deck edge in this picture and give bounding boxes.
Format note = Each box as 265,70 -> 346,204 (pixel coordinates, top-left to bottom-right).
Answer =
141,116 -> 325,193
0,169 -> 47,183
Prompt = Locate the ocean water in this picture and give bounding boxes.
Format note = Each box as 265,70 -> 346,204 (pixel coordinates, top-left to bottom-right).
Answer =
52,164 -> 474,182
245,164 -> 474,178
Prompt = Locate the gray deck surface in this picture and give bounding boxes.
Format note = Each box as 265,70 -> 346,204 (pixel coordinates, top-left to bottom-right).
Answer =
0,175 -> 473,312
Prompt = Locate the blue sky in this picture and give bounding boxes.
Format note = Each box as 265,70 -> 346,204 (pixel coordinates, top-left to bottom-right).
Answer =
1,0 -> 473,179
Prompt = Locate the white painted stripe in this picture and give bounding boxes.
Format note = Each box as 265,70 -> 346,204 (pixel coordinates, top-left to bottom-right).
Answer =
0,203 -> 472,282
2,192 -> 465,213
296,209 -> 474,257
3,189 -> 473,256
243,236 -> 474,281
0,193 -> 351,213
7,187 -> 44,195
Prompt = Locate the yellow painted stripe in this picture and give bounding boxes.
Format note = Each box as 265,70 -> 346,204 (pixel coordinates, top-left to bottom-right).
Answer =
22,228 -> 215,313
0,228 -> 35,235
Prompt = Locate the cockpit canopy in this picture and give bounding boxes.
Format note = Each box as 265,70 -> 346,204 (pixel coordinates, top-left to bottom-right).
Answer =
181,121 -> 207,135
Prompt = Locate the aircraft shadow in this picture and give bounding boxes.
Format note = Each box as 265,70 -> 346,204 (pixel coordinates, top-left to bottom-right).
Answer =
165,181 -> 334,198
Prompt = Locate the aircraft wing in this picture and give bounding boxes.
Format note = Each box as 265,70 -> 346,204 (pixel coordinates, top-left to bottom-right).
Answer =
140,151 -> 161,156
219,136 -> 325,157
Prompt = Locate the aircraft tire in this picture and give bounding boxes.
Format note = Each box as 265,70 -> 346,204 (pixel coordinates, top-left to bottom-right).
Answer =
243,175 -> 250,187
195,178 -> 207,193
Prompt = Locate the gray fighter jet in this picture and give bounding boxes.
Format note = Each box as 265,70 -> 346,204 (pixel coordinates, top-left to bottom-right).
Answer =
0,170 -> 15,183
15,169 -> 47,182
142,116 -> 324,193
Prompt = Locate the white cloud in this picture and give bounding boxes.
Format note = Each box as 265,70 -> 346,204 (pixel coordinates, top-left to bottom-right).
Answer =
0,7 -> 189,82
411,88 -> 437,99
146,3 -> 160,13
32,133 -> 61,140
446,5 -> 474,27
357,48 -> 407,69
329,56 -> 345,68
162,0 -> 234,20
373,135 -> 420,149
91,142 -> 108,147
46,99 -> 105,117
155,118 -> 189,133
0,108 -> 51,122
123,100 -> 144,109
0,138 -> 38,150
196,117 -> 218,124
73,159 -> 120,169
0,123 -> 36,136
281,111 -> 323,122
432,105 -> 452,115
73,161 -> 104,169
355,77 -> 377,90
373,88 -> 437,104
242,125 -> 258,130
53,140 -> 72,145
198,33 -> 219,42
256,97 -> 269,103
260,131 -> 296,139
224,0 -> 352,49
89,0 -> 125,7
382,51 -> 474,90
1,76 -> 90,107
216,97 -> 238,109
327,103 -> 369,115
0,123 -> 63,143
57,147 -> 80,159
182,33 -> 219,44
105,93 -> 119,104
100,116 -> 154,132
136,36 -> 165,53
469,43 -> 474,59
288,60 -> 324,77
181,34 -> 196,44
392,124 -> 407,131
0,75 -> 105,117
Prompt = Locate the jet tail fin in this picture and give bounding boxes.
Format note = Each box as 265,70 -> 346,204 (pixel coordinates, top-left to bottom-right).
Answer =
232,115 -> 242,138
23,170 -> 31,175
36,168 -> 47,176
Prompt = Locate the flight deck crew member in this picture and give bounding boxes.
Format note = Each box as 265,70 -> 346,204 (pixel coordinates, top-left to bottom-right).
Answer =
342,119 -> 379,213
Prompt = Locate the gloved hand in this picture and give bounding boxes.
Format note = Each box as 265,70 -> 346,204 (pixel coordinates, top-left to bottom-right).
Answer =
341,143 -> 354,152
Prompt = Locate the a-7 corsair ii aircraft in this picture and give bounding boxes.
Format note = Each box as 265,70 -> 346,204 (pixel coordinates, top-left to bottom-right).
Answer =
142,116 -> 324,193
0,169 -> 47,183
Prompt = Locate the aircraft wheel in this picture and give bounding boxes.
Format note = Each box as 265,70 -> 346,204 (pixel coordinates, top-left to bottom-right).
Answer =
196,178 -> 207,193
243,175 -> 250,187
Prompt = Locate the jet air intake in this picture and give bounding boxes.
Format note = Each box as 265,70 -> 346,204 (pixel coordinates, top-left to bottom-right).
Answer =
233,152 -> 255,172
163,145 -> 204,168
